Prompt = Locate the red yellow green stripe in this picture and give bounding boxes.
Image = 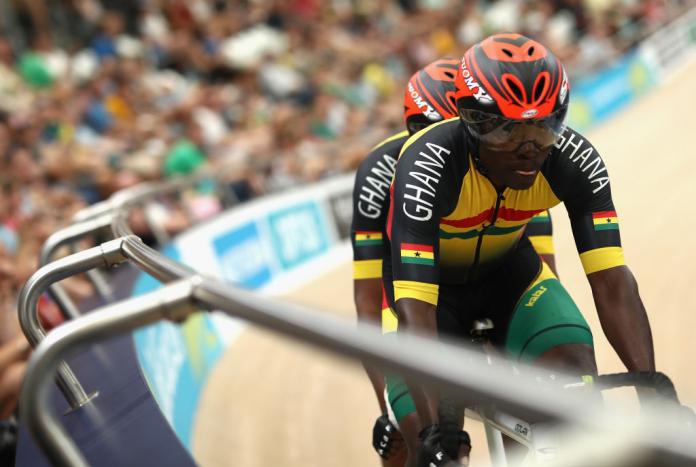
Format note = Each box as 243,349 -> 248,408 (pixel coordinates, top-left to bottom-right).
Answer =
529,211 -> 550,223
355,231 -> 383,246
592,211 -> 619,231
400,243 -> 434,265
439,224 -> 524,240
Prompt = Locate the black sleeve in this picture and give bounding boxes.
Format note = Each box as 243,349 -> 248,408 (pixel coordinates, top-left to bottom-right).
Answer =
387,124 -> 464,305
351,133 -> 403,278
549,128 -> 625,274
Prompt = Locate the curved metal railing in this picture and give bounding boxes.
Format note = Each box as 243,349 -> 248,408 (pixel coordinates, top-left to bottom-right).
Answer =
18,172 -> 226,408
39,214 -> 115,319
21,271 -> 696,467
19,171 -> 696,466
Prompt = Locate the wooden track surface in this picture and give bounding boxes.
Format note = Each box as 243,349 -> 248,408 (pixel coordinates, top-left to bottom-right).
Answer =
192,61 -> 696,467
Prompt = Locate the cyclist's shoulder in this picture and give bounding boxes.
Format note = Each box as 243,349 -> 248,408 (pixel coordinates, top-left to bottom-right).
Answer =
391,120 -> 468,211
356,130 -> 406,180
369,130 -> 410,156
400,118 -> 465,156
544,126 -> 612,200
549,126 -> 604,168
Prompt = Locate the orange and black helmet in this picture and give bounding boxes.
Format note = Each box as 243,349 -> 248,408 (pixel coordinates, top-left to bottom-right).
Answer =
403,58 -> 459,135
455,34 -> 570,150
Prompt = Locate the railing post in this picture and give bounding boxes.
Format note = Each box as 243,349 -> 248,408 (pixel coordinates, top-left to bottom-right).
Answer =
20,278 -> 200,467
18,237 -> 135,409
40,214 -> 115,319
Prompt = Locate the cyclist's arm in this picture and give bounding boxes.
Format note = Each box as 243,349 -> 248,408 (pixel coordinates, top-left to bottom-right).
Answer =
392,298 -> 440,425
353,279 -> 382,324
388,132 -> 459,427
527,210 -> 558,276
587,265 -> 654,371
351,139 -> 401,411
353,263 -> 386,411
569,198 -> 656,375
557,130 -> 655,374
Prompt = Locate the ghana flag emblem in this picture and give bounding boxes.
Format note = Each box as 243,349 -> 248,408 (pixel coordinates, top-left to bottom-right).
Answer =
400,243 -> 434,266
355,231 -> 383,246
592,211 -> 619,231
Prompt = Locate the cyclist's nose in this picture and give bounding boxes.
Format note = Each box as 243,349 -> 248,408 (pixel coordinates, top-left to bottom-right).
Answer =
517,141 -> 539,158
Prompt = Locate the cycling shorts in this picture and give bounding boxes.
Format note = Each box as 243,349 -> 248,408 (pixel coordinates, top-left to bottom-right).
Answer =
429,236 -> 593,361
383,236 -> 593,421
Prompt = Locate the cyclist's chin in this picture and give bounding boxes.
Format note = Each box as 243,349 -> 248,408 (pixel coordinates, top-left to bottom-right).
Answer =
506,170 -> 539,189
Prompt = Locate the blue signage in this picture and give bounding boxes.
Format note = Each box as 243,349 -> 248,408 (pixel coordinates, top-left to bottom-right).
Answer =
568,52 -> 655,131
213,221 -> 272,289
131,244 -> 224,450
267,202 -> 329,270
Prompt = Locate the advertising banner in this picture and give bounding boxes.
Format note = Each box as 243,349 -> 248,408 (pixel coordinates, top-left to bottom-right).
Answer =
568,6 -> 696,132
213,221 -> 273,288
131,174 -> 354,449
568,53 -> 655,131
267,201 -> 330,270
638,7 -> 696,78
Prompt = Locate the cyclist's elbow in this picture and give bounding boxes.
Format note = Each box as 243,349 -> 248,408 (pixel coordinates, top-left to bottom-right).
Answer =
394,298 -> 438,336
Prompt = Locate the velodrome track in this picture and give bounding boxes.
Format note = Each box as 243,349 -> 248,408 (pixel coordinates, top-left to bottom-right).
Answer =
191,60 -> 696,467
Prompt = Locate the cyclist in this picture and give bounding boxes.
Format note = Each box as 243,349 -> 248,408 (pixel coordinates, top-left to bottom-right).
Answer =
352,58 -> 557,465
353,58 -> 460,467
383,33 -> 655,466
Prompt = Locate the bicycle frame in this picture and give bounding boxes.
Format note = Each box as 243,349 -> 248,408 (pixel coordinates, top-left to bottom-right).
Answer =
471,405 -> 551,467
469,370 -> 687,467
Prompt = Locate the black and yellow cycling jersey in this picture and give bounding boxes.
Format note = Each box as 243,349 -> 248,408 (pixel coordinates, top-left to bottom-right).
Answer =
386,118 -> 623,306
351,131 -> 407,280
525,210 -> 554,256
351,129 -> 555,282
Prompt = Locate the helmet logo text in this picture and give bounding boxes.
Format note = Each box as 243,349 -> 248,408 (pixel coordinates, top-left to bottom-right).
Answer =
460,61 -> 493,104
522,109 -> 538,119
559,69 -> 569,104
408,82 -> 442,121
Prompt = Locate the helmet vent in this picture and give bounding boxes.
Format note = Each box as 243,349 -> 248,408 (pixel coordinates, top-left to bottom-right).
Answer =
444,71 -> 455,79
528,46 -> 536,56
533,75 -> 546,101
502,48 -> 513,58
503,76 -> 525,103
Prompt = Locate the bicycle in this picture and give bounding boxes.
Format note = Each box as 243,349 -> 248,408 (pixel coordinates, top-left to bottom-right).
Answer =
435,319 -> 694,467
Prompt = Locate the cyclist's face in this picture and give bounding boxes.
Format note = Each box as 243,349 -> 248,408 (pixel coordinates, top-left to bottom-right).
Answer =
478,140 -> 552,190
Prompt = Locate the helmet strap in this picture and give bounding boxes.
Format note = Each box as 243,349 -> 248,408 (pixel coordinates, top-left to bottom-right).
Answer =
465,126 -> 489,176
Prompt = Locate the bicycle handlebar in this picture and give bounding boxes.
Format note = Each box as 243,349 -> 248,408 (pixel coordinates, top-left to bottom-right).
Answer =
595,371 -> 680,403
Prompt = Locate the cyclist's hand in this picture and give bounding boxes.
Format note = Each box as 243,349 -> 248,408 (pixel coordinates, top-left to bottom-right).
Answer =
372,414 -> 400,459
418,425 -> 468,466
456,430 -> 472,465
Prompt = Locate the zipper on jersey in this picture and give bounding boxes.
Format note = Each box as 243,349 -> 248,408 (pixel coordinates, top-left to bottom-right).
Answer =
468,189 -> 505,282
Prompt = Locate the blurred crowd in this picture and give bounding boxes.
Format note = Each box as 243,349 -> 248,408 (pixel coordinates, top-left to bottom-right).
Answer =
0,0 -> 692,434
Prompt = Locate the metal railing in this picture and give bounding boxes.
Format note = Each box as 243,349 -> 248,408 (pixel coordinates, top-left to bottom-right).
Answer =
19,171 -> 696,466
18,173 -> 218,409
21,271 -> 696,467
39,214 -> 115,319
